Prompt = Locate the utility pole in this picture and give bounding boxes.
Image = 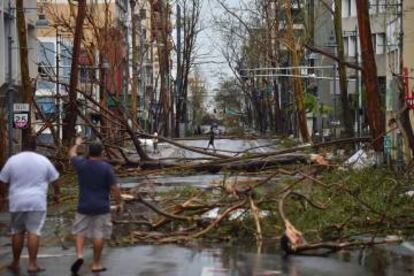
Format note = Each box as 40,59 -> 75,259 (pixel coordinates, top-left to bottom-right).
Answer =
138,8 -> 146,131
16,0 -> 32,148
7,0 -> 15,157
130,0 -> 138,131
55,26 -> 62,140
176,4 -> 182,137
355,27 -> 362,139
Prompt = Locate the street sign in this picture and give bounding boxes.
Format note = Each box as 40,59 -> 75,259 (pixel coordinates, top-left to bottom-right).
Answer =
13,113 -> 29,129
13,103 -> 30,112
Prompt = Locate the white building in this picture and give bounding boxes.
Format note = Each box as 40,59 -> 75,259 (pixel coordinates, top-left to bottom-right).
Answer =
0,0 -> 38,94
1,0 -> 40,156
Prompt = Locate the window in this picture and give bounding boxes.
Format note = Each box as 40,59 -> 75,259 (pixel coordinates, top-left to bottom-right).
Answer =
79,67 -> 95,84
369,0 -> 378,14
378,77 -> 386,96
349,36 -> 357,57
60,41 -> 72,84
79,67 -> 88,83
38,41 -> 55,72
378,0 -> 385,13
376,33 -> 385,55
369,0 -> 385,14
37,41 -> 56,91
36,97 -> 56,115
292,0 -> 300,9
350,0 -> 357,16
343,37 -> 349,57
342,0 -> 352,18
372,34 -> 376,52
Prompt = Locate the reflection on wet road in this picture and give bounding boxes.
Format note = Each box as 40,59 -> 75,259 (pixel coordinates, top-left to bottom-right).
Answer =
1,239 -> 414,275
0,244 -> 386,275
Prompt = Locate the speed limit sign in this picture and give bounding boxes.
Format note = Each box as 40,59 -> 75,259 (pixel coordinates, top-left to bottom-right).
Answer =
13,113 -> 29,129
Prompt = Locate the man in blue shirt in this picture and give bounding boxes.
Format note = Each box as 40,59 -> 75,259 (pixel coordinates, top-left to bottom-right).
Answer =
68,138 -> 122,274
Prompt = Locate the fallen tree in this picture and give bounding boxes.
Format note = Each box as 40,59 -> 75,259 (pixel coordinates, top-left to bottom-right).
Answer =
94,165 -> 410,254
47,137 -> 412,257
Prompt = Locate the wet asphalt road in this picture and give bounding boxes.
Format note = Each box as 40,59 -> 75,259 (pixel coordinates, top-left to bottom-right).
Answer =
0,241 -> 413,276
1,139 -> 414,275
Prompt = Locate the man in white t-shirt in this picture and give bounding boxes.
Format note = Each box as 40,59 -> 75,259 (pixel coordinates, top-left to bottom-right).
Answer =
0,141 -> 60,274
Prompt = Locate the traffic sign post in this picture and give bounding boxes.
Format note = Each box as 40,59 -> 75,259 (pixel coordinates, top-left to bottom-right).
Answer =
13,103 -> 30,112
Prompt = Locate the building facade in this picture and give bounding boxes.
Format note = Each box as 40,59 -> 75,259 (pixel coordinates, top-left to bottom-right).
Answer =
1,0 -> 39,159
34,0 -> 131,142
385,0 -> 414,162
313,0 -> 387,136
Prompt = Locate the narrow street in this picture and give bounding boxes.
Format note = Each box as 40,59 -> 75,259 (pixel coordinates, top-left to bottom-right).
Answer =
1,139 -> 413,275
1,0 -> 414,275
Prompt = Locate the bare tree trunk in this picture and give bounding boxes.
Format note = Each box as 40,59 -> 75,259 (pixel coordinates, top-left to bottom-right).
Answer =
130,0 -> 139,131
355,0 -> 384,152
263,0 -> 276,133
63,0 -> 87,145
178,0 -> 201,134
334,0 -> 354,137
284,0 -> 310,142
271,0 -> 283,134
16,0 -> 33,148
154,1 -> 171,136
98,53 -> 108,138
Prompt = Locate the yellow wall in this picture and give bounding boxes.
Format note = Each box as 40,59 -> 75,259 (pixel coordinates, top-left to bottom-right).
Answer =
37,1 -> 118,51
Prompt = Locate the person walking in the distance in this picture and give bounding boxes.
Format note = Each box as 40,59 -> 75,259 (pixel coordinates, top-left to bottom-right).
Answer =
153,131 -> 160,154
0,140 -> 60,273
206,126 -> 216,152
69,138 -> 122,275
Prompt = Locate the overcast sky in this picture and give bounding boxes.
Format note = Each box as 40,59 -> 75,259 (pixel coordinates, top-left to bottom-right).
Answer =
170,0 -> 242,109
193,0 -> 240,107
